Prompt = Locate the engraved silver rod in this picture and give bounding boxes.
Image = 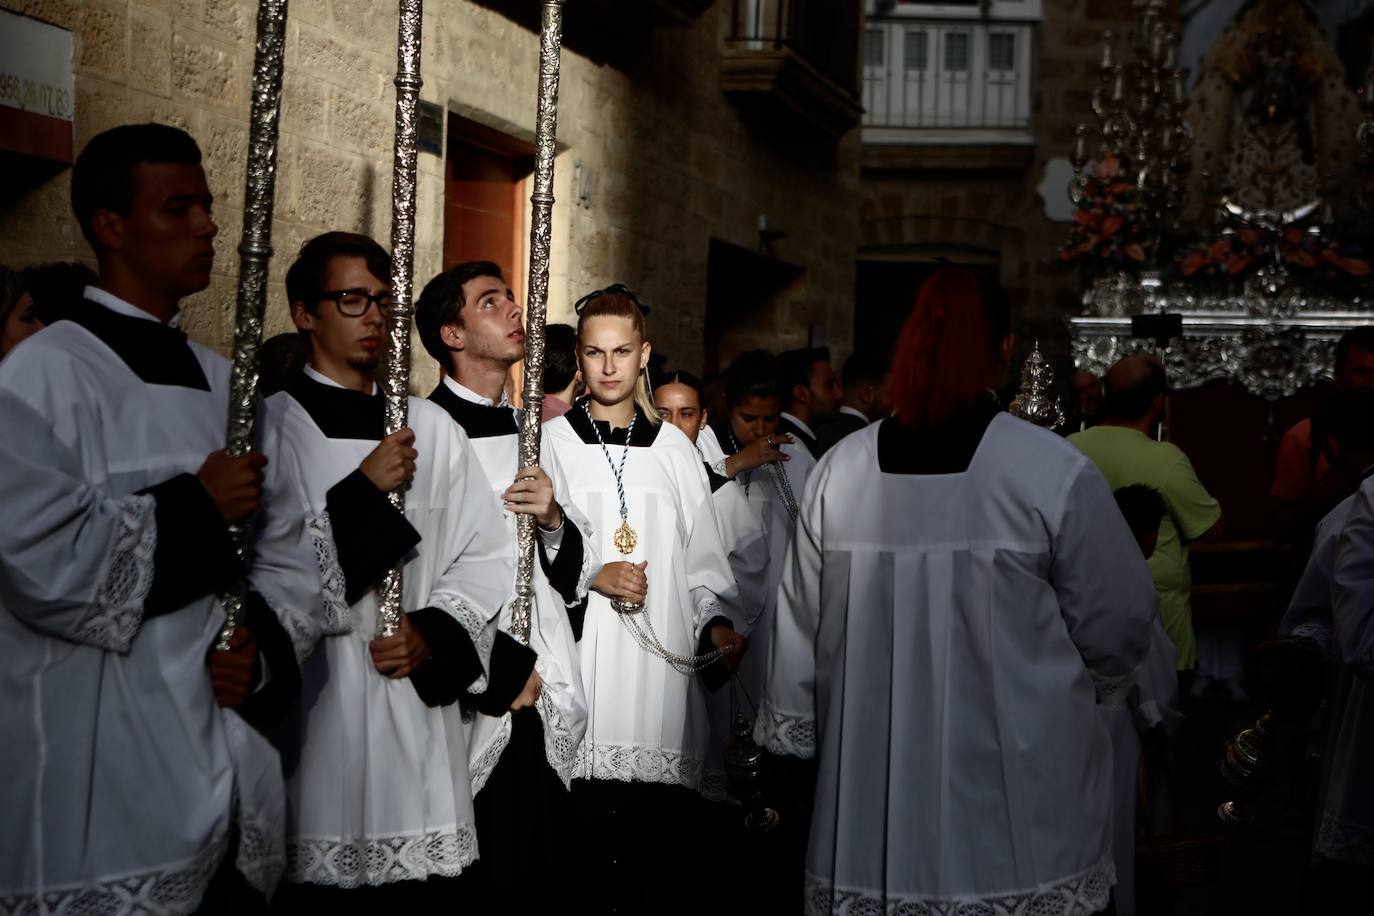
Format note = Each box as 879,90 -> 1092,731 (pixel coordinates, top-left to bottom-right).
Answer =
510,0 -> 567,646
216,0 -> 290,651
376,0 -> 424,639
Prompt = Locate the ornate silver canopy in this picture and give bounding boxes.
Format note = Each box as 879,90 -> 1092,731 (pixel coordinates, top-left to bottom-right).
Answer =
1071,282 -> 1372,399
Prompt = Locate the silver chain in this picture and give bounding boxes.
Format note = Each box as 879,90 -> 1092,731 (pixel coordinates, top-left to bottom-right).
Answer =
590,403 -> 730,673
583,400 -> 636,525
612,600 -> 732,674
729,430 -> 799,523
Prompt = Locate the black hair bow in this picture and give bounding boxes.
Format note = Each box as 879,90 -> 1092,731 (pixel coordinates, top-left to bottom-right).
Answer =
573,282 -> 651,316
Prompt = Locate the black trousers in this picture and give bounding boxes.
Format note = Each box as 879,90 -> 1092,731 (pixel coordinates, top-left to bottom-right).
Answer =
470,707 -> 575,909
1303,856 -> 1374,915
569,777 -> 702,916
272,870 -> 480,911
191,832 -> 265,916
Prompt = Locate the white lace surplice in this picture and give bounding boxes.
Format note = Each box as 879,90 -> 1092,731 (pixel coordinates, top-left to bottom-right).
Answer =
0,315 -> 319,914
267,394 -> 512,887
453,411 -> 593,794
697,426 -> 799,800
700,426 -> 813,703
1320,482 -> 1374,867
544,415 -> 737,789
756,416 -> 1157,915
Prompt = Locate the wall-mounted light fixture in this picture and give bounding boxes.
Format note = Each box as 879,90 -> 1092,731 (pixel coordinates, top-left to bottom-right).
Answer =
574,159 -> 594,210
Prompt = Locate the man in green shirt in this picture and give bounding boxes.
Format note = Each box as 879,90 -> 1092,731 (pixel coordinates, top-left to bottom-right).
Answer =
1069,354 -> 1223,678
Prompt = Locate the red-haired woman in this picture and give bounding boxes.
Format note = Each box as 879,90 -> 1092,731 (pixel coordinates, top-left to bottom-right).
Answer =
756,268 -> 1157,914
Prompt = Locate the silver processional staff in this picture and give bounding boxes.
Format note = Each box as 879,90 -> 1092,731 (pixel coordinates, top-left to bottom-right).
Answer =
510,0 -> 568,646
375,0 -> 425,638
217,0 -> 290,651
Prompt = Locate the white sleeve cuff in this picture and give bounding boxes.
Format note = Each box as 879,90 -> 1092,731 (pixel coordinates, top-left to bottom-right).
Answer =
538,515 -> 565,556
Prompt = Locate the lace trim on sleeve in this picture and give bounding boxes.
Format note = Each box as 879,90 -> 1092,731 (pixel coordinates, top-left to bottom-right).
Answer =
468,713 -> 513,796
234,794 -> 285,898
1090,661 -> 1142,710
1289,622 -> 1337,661
431,592 -> 495,695
570,519 -> 595,606
253,583 -> 321,666
1315,812 -> 1374,867
307,511 -> 351,635
80,493 -> 157,653
535,681 -> 581,789
696,597 -> 728,634
754,702 -> 817,759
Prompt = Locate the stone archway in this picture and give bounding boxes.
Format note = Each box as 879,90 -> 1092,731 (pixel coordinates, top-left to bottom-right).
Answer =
859,211 -> 1027,292
854,212 -> 1027,361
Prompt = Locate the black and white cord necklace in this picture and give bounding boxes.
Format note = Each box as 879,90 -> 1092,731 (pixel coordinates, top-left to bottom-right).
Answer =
584,400 -> 731,674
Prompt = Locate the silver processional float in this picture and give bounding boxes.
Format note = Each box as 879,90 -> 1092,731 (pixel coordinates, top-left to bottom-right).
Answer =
217,0 -> 289,651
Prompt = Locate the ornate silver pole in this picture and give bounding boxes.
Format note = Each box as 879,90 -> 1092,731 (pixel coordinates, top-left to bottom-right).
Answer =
216,0 -> 289,651
375,0 -> 424,639
510,0 -> 566,646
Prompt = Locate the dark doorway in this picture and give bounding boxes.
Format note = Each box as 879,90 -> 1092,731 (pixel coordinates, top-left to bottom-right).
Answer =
854,258 -> 1000,365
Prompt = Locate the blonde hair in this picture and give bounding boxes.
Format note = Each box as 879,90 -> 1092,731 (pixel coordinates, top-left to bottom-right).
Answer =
576,291 -> 661,425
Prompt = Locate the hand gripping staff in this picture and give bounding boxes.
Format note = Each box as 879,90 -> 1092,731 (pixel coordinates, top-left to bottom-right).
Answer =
374,0 -> 425,637
216,0 -> 289,650
509,0 -> 567,645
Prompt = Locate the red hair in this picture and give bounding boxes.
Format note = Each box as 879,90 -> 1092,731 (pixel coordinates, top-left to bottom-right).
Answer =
888,267 -> 1006,428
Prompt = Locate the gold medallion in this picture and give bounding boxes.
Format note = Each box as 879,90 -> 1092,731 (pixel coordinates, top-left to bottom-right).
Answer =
613,519 -> 638,555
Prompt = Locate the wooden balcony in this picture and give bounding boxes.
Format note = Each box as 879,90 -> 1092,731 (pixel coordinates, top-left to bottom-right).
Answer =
860,16 -> 1039,167
721,0 -> 865,140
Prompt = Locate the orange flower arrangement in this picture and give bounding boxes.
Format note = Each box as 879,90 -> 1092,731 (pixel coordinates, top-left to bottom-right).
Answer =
1060,152 -> 1151,268
1173,227 -> 1370,283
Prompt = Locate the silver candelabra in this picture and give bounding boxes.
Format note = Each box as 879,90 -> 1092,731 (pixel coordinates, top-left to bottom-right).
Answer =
1070,0 -> 1192,258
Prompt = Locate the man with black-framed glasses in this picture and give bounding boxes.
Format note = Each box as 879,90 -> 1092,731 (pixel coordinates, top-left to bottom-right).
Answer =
266,231 -> 513,905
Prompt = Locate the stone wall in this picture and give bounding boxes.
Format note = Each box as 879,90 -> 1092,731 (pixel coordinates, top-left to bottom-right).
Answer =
858,0 -> 1137,358
0,0 -> 861,391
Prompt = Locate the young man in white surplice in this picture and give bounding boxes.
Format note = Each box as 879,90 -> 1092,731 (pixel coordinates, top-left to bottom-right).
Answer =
654,370 -> 770,804
264,233 -> 512,907
544,286 -> 745,913
414,260 -> 594,909
699,351 -> 817,724
757,268 -> 1157,916
0,125 -> 324,915
1301,472 -> 1374,906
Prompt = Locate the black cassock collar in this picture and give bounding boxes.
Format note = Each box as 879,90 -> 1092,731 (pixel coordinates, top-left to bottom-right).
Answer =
708,419 -> 741,457
428,383 -> 519,440
564,398 -> 660,448
286,371 -> 385,440
704,463 -> 731,493
876,394 -> 1003,475
62,299 -> 210,391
